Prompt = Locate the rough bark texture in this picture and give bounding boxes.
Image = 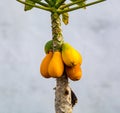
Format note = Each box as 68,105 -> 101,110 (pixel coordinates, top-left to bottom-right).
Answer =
55,74 -> 72,113
51,13 -> 73,113
51,13 -> 64,51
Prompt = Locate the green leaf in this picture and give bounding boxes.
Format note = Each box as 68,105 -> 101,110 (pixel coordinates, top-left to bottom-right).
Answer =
24,0 -> 35,11
47,0 -> 56,6
52,0 -> 57,3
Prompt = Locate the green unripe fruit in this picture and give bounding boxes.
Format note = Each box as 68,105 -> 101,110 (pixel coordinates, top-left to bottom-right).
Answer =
44,40 -> 53,54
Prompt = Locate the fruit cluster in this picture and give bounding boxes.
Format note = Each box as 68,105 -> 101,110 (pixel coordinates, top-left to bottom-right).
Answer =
40,40 -> 82,81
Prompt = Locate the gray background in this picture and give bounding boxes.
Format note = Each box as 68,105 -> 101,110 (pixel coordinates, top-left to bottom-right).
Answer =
0,0 -> 120,113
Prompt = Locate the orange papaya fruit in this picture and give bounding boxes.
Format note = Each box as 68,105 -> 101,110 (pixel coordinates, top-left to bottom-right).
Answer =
48,51 -> 64,78
40,51 -> 53,78
65,64 -> 82,81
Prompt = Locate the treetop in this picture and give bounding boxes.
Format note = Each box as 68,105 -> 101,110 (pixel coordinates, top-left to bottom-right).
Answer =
17,0 -> 106,13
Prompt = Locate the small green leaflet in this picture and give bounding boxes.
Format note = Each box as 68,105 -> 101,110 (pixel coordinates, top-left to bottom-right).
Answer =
24,0 -> 37,11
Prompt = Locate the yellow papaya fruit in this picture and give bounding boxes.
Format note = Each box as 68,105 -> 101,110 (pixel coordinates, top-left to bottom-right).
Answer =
62,43 -> 82,67
40,51 -> 53,78
65,64 -> 82,81
48,51 -> 64,78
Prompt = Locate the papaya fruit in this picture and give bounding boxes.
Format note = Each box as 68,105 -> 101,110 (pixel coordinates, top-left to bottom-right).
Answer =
62,43 -> 82,67
65,64 -> 82,81
40,51 -> 53,78
44,40 -> 53,54
48,51 -> 64,78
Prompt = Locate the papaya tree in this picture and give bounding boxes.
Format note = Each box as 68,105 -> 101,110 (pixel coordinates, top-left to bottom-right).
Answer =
17,0 -> 106,113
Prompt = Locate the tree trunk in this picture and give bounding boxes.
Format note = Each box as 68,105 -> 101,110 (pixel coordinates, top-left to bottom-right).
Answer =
51,13 -> 73,113
55,74 -> 73,113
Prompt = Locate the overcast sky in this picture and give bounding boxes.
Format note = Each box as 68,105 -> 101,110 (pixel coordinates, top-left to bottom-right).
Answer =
0,0 -> 120,113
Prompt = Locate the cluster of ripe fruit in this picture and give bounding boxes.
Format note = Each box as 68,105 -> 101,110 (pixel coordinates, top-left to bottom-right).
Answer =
40,40 -> 82,81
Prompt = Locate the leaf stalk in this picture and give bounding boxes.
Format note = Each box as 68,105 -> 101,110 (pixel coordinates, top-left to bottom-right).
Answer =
55,0 -> 66,9
33,0 -> 49,7
17,0 -> 52,12
58,0 -> 106,14
44,0 -> 53,6
60,0 -> 86,9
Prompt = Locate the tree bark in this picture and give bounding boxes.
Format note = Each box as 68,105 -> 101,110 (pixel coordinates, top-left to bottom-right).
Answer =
51,13 -> 73,113
55,73 -> 72,113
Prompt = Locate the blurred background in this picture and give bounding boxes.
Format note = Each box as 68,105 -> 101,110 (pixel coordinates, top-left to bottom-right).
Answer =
0,0 -> 120,113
